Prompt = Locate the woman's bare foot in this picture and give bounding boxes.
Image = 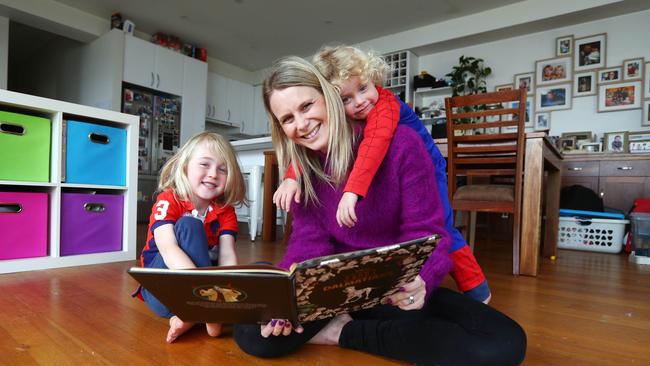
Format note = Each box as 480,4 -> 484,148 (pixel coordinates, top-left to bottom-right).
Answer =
166,316 -> 195,343
206,322 -> 222,337
308,314 -> 353,345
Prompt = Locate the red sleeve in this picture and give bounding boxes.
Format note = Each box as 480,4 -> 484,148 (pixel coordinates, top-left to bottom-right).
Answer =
217,205 -> 239,236
344,85 -> 400,197
285,162 -> 297,180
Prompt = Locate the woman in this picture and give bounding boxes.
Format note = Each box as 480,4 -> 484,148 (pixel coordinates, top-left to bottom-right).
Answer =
233,56 -> 526,366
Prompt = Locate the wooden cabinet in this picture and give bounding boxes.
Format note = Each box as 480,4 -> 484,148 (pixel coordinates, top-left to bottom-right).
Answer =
561,154 -> 650,212
123,35 -> 184,95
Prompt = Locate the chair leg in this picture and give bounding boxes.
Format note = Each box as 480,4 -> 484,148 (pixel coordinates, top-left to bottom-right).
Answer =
248,166 -> 262,242
469,211 -> 477,252
512,211 -> 521,275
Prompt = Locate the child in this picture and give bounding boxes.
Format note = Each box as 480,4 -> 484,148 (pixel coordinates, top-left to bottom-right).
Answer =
274,45 -> 491,303
134,132 -> 246,343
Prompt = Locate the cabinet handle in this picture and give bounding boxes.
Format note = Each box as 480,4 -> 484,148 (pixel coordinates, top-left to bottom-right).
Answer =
568,167 -> 583,171
617,166 -> 633,170
156,74 -> 160,89
241,121 -> 245,132
150,72 -> 154,87
227,109 -> 231,121
599,190 -> 605,198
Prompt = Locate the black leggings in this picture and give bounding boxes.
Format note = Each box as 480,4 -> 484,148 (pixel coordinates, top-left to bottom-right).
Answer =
233,288 -> 526,366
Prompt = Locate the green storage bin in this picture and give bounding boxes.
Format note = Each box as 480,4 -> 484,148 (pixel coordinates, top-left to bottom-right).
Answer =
0,111 -> 51,182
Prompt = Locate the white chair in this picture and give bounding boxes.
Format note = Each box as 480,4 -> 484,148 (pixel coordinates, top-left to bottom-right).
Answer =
236,165 -> 263,241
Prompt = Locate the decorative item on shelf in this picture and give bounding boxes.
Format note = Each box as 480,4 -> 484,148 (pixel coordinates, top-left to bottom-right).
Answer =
123,20 -> 135,36
110,12 -> 123,30
628,131 -> 650,153
151,32 -> 207,62
561,131 -> 592,153
580,142 -> 602,153
603,131 -> 628,153
445,55 -> 492,97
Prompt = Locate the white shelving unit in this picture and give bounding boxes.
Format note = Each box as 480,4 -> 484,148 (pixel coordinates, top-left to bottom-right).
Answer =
0,89 -> 139,274
383,50 -> 418,104
413,86 -> 452,121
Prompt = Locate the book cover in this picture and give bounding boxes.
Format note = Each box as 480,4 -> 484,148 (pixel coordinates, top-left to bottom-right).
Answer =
128,235 -> 438,324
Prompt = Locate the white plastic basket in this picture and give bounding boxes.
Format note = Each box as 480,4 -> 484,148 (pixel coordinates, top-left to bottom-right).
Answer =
558,216 -> 629,253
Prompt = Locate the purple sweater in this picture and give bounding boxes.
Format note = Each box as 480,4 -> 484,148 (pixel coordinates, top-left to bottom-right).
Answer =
279,126 -> 452,296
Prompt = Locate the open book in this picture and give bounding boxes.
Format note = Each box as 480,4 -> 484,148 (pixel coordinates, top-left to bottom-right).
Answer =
128,235 -> 439,324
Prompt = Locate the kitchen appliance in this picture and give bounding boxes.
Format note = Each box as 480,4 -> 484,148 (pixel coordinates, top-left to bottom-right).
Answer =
122,83 -> 182,222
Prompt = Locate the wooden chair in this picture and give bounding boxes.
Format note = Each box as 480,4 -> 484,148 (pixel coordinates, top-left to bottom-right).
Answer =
445,88 -> 527,275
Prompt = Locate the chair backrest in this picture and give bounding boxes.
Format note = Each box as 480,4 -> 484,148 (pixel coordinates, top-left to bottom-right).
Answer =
444,89 -> 527,208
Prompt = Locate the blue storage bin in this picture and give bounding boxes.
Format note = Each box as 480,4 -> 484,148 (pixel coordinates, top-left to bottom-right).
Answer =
65,120 -> 126,186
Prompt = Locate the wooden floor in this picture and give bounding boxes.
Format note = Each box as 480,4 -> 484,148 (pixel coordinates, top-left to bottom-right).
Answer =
1,229 -> 649,365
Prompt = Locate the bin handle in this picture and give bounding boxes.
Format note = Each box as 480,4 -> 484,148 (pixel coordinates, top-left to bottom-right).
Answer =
84,203 -> 106,213
88,133 -> 110,144
0,122 -> 26,135
0,203 -> 22,213
575,217 -> 592,226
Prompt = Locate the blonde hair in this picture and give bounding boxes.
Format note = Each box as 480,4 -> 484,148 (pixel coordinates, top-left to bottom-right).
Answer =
158,132 -> 246,207
262,56 -> 354,205
312,45 -> 388,87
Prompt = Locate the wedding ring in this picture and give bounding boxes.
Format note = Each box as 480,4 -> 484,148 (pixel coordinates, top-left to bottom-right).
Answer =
408,295 -> 415,304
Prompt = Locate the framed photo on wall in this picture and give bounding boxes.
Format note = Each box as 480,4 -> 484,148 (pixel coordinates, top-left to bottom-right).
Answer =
597,81 -> 642,112
597,67 -> 622,84
534,112 -> 550,131
511,97 -> 534,127
556,35 -> 573,57
603,131 -> 628,153
536,83 -> 572,112
574,33 -> 607,72
535,56 -> 573,86
574,71 -> 596,97
623,58 -> 643,80
514,72 -> 535,96
643,100 -> 650,126
644,62 -> 650,99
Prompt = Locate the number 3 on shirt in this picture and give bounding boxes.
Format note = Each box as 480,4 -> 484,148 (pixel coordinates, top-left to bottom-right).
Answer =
153,200 -> 170,220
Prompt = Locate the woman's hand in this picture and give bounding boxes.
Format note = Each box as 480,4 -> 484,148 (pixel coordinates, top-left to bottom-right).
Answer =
336,192 -> 359,228
388,275 -> 426,310
260,319 -> 304,338
273,178 -> 301,212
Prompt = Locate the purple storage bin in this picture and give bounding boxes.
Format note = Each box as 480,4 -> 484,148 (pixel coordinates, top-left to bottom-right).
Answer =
0,191 -> 48,260
60,193 -> 123,256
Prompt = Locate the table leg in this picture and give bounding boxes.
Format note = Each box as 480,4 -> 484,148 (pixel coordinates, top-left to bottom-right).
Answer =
520,139 -> 543,276
543,167 -> 561,257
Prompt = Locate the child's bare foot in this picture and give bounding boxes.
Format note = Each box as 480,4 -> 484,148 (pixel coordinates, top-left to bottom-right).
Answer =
206,322 -> 222,337
166,316 -> 195,343
308,314 -> 352,345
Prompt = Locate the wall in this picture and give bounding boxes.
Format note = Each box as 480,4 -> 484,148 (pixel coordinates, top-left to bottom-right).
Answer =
0,16 -> 7,89
416,9 -> 650,137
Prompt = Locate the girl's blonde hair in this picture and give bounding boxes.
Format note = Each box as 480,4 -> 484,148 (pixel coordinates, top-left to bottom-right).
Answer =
312,45 -> 388,87
262,56 -> 354,205
158,132 -> 246,207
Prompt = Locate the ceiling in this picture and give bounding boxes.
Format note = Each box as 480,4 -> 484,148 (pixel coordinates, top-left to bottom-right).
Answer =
49,0 -> 525,71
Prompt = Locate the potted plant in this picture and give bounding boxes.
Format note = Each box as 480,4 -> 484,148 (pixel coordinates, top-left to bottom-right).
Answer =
446,56 -> 492,97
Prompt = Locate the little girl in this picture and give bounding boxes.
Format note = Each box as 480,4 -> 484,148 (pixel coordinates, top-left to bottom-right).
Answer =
274,45 -> 491,303
135,132 -> 246,343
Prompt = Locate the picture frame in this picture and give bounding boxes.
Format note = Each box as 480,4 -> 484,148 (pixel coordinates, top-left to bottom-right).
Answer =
511,97 -> 534,127
514,72 -> 535,96
495,84 -> 513,91
574,33 -> 606,72
628,131 -> 650,154
644,62 -> 650,99
597,66 -> 622,84
573,71 -> 596,97
556,35 -> 573,57
559,136 -> 577,152
535,56 -> 573,86
580,142 -> 602,153
622,58 -> 644,80
603,131 -> 628,153
536,83 -> 572,112
562,131 -> 592,143
534,112 -> 550,131
643,100 -> 650,126
597,81 -> 642,113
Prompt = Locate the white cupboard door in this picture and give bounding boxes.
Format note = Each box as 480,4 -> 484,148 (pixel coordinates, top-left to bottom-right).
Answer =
252,85 -> 268,135
154,46 -> 184,95
123,36 -> 155,88
239,82 -> 254,134
180,57 -> 208,144
227,78 -> 243,124
213,74 -> 229,122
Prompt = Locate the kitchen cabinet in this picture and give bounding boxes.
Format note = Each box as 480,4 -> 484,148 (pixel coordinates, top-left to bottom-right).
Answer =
205,73 -> 255,132
180,56 -> 208,144
251,85 -> 270,135
561,154 -> 650,212
123,35 -> 184,96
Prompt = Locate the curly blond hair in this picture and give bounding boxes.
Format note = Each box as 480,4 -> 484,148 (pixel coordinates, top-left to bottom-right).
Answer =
312,45 -> 388,87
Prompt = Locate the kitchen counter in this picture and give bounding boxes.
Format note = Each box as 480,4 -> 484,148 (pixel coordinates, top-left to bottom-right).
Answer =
231,136 -> 272,152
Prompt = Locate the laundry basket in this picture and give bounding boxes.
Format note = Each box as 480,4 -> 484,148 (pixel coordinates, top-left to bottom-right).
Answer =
558,216 -> 629,253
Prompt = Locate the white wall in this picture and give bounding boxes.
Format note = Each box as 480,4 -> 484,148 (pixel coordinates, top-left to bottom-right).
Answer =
0,16 -> 8,89
415,9 -> 650,138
